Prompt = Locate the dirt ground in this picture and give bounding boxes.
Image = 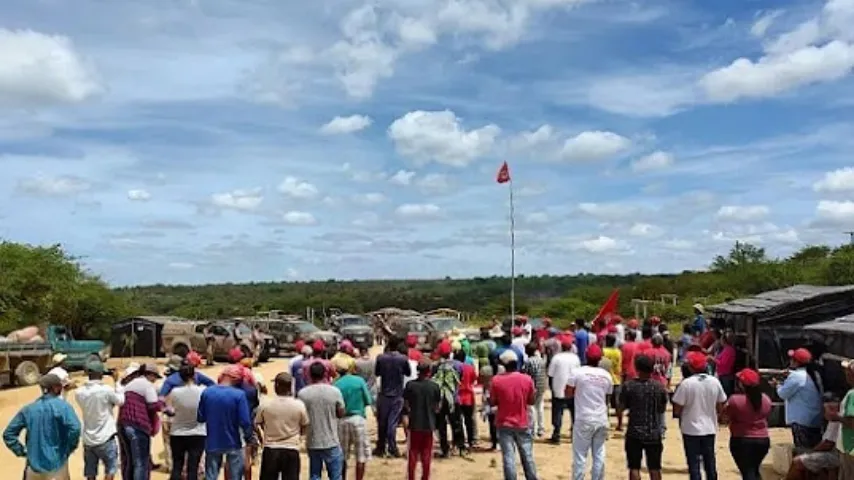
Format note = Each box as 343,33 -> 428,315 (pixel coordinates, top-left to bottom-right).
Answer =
0,354 -> 794,479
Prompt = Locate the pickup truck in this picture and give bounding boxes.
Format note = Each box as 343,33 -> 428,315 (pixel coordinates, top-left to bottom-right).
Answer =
0,325 -> 109,387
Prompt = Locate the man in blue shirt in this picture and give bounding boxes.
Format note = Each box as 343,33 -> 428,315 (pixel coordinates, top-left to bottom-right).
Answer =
198,366 -> 256,480
4,374 -> 81,480
574,318 -> 590,364
692,304 -> 707,336
373,336 -> 411,458
774,348 -> 824,449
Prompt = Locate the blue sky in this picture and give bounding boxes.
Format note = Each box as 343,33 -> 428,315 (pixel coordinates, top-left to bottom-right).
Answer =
2,0 -> 854,286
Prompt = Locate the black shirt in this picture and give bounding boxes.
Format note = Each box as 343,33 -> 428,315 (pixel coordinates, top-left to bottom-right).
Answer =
403,379 -> 441,432
375,352 -> 411,398
620,378 -> 668,443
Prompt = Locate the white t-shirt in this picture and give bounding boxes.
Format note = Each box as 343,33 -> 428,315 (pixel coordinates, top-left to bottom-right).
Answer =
567,365 -> 613,427
672,374 -> 727,436
547,352 -> 581,399
614,324 -> 626,346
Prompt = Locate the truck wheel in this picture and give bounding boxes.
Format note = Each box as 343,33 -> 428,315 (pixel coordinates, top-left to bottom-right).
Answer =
15,361 -> 41,387
88,353 -> 101,365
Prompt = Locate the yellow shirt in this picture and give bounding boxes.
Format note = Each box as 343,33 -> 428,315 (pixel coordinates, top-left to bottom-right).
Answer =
603,347 -> 622,385
331,352 -> 356,373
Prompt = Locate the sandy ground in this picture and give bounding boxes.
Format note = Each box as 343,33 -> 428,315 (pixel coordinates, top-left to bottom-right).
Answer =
0,354 -> 795,480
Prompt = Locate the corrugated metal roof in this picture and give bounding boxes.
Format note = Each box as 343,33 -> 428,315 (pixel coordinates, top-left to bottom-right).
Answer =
708,285 -> 854,316
805,314 -> 854,334
127,316 -> 191,323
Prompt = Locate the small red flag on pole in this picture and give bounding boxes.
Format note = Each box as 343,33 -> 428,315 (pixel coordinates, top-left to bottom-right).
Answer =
496,161 -> 511,184
592,289 -> 620,332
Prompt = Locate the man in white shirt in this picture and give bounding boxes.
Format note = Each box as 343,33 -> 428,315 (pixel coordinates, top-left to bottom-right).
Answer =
547,336 -> 581,445
672,351 -> 727,480
75,359 -> 124,480
566,344 -> 613,480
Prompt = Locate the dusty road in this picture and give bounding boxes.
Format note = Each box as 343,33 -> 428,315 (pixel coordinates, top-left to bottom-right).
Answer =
0,355 -> 792,479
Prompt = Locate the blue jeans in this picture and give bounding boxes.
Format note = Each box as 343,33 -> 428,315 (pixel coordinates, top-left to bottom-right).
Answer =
205,449 -> 243,480
497,427 -> 538,480
84,438 -> 119,478
308,446 -> 343,480
121,425 -> 151,480
572,423 -> 607,480
682,434 -> 717,480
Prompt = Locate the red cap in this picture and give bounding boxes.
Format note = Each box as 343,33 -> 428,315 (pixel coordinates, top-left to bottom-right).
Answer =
312,339 -> 326,352
686,351 -> 708,372
186,351 -> 202,367
736,368 -> 761,387
228,347 -> 244,363
686,344 -> 704,353
586,344 -> 603,362
606,325 -> 618,334
511,326 -> 523,336
294,340 -> 305,353
560,334 -> 575,349
406,334 -> 417,347
650,316 -> 661,324
437,340 -> 452,356
627,319 -> 639,329
788,348 -> 812,365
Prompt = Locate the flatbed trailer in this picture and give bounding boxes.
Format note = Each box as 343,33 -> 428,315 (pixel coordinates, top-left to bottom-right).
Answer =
0,342 -> 54,387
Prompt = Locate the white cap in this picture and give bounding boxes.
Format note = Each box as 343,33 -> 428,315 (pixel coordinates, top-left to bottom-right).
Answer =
124,362 -> 140,377
499,349 -> 518,365
301,345 -> 313,356
52,353 -> 68,364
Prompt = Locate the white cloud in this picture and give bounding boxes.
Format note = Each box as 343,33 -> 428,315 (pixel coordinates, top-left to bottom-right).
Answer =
578,235 -> 621,253
577,202 -> 639,221
416,173 -> 453,195
751,10 -> 783,38
353,192 -> 386,205
716,205 -> 770,222
816,200 -> 854,224
17,175 -> 91,196
524,212 -> 549,225
282,211 -> 317,225
509,124 -> 555,150
561,131 -> 631,162
700,41 -> 854,102
632,151 -> 675,172
814,167 -> 854,192
0,29 -> 102,107
663,239 -> 695,250
328,6 -> 399,99
395,203 -> 441,219
389,169 -> 416,186
628,223 -> 662,237
319,114 -> 373,134
388,110 -> 500,167
277,176 -> 319,199
211,188 -> 263,211
168,262 -> 194,269
127,189 -> 151,201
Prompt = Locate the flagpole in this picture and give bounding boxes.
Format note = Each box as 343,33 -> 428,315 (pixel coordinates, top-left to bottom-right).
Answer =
509,176 -> 516,323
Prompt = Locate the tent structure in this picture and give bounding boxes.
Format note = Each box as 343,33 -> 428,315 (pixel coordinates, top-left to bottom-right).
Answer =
110,316 -> 183,358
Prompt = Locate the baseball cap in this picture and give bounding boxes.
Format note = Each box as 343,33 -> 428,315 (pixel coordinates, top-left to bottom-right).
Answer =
312,339 -> 326,352
86,359 -> 106,374
39,373 -> 63,389
559,334 -> 575,349
294,340 -> 306,353
736,368 -> 761,387
627,319 -> 639,329
301,345 -> 313,356
139,363 -> 162,378
499,349 -> 518,365
586,344 -> 603,362
186,351 -> 202,367
788,348 -> 812,365
228,347 -> 244,363
437,340 -> 452,357
686,351 -> 708,372
406,334 -> 418,347
339,339 -> 354,353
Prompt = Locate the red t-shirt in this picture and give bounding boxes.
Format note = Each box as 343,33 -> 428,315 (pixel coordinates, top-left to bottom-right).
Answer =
457,363 -> 477,406
408,348 -> 423,362
637,340 -> 653,352
699,331 -> 716,350
490,372 -> 534,429
726,393 -> 771,438
620,342 -> 639,380
649,347 -> 671,387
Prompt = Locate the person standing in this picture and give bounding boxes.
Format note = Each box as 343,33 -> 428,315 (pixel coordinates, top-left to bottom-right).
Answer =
46,354 -> 75,400
334,358 -> 373,480
620,355 -> 668,480
406,335 -> 423,362
299,362 -> 346,480
373,336 -> 411,458
542,328 -> 561,368
725,368 -> 771,480
601,335 -> 623,430
404,362 -> 441,480
548,335 -> 580,445
828,362 -> 854,477
354,348 -> 377,415
117,363 -> 164,480
692,304 -> 707,335
291,345 -> 312,395
166,364 -> 207,480
433,341 -> 464,457
522,343 -> 547,439
4,374 -> 81,480
567,344 -> 613,480
574,319 -> 590,364
714,333 -> 737,397
774,348 -> 824,450
75,360 -> 124,480
491,350 -> 538,480
672,351 -> 727,480
255,372 -> 309,480
197,366 -> 255,480
455,349 -> 478,449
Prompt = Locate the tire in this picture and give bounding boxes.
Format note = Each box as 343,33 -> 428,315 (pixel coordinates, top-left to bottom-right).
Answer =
88,353 -> 101,365
173,344 -> 190,358
15,361 -> 41,387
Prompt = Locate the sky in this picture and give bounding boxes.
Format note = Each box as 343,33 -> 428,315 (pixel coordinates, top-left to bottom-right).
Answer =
2,0 -> 854,286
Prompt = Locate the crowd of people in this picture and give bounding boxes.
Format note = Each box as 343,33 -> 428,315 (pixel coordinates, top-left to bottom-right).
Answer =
5,305 -> 854,480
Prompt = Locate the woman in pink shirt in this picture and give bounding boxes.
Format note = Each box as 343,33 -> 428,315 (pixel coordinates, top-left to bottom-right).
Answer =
714,333 -> 737,397
725,368 -> 771,480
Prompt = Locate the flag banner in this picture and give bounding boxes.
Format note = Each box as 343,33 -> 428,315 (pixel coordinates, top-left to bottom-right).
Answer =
496,161 -> 511,184
594,289 -> 619,322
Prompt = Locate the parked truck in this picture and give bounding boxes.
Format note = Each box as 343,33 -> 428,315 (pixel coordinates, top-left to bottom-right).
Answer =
0,324 -> 109,387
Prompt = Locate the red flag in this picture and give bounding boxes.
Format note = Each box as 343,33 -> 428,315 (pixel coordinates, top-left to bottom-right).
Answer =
594,289 -> 620,323
496,161 -> 511,184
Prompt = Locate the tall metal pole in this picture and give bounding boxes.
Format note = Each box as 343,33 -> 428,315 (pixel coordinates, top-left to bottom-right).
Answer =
509,177 -> 516,323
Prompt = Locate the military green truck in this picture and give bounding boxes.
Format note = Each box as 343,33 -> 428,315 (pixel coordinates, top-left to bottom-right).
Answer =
0,324 -> 109,387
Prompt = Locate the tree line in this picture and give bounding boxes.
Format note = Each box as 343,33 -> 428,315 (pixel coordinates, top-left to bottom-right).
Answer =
3,239 -> 854,340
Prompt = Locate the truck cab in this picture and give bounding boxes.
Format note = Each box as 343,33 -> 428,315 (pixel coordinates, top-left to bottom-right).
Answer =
47,325 -> 109,368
